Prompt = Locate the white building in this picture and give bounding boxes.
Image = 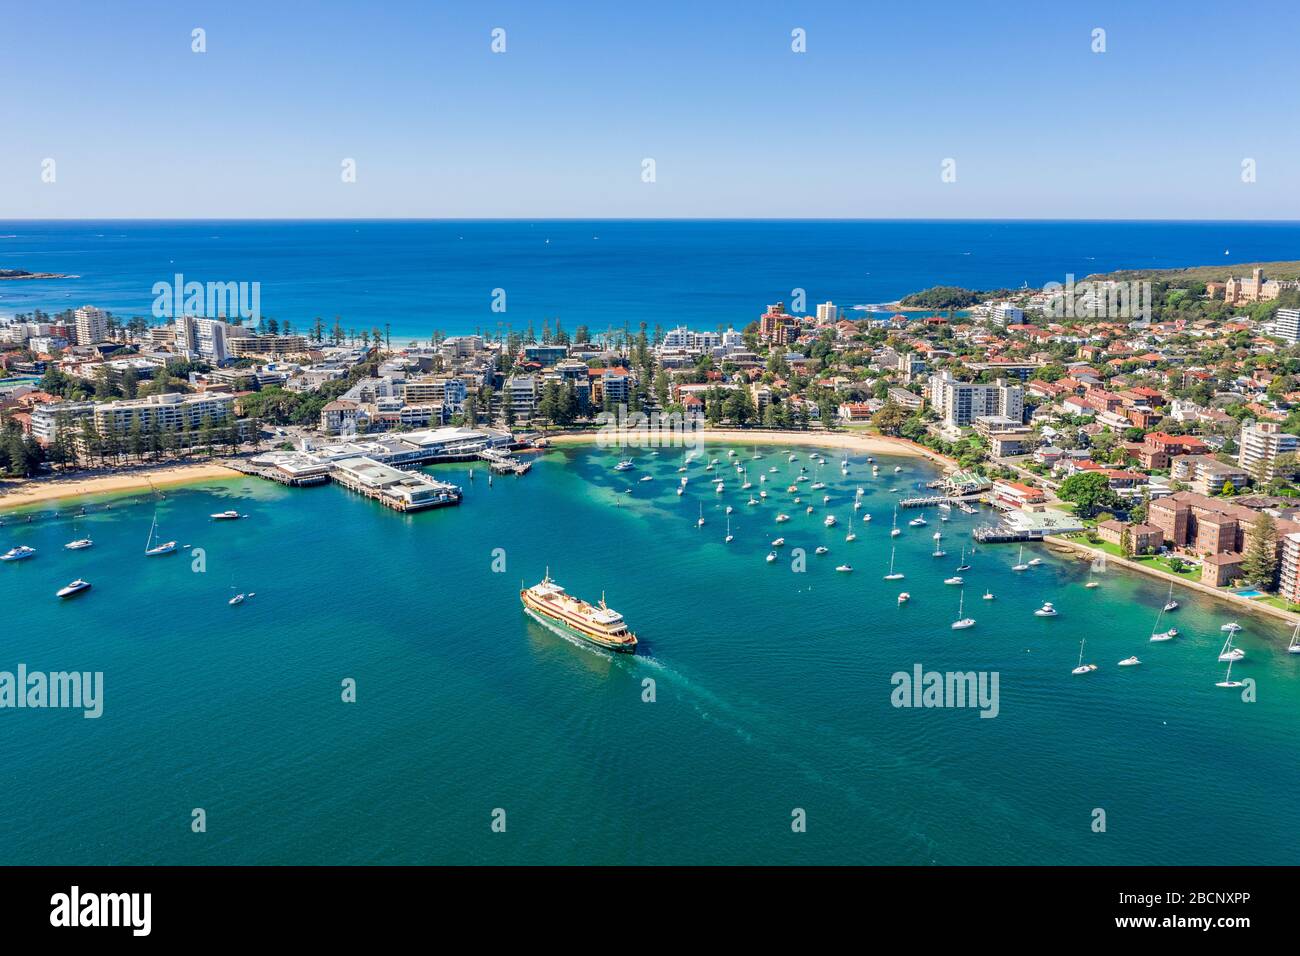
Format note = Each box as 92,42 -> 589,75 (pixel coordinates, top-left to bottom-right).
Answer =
660,327 -> 721,352
1238,420 -> 1298,481
73,306 -> 109,345
927,370 -> 1024,428
174,316 -> 253,363
1272,308 -> 1300,344
816,302 -> 838,324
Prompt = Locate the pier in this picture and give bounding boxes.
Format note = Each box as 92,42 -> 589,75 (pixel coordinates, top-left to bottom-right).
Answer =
226,459 -> 330,487
898,494 -> 979,509
477,448 -> 532,475
330,457 -> 462,512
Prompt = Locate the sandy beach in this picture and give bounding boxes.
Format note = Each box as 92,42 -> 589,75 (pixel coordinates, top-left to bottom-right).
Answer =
0,462 -> 241,511
544,427 -> 959,470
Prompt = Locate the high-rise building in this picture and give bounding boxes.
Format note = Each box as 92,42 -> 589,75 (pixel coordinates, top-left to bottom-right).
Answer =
926,371 -> 1024,428
1272,308 -> 1300,345
73,306 -> 109,345
1238,420 -> 1298,482
816,301 -> 838,324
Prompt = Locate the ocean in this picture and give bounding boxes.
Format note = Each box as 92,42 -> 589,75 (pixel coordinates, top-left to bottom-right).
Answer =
2,445 -> 1297,865
3,219 -> 1300,342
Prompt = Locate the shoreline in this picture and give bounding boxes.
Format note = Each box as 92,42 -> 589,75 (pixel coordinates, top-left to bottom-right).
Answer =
543,427 -> 960,471
1044,534 -> 1300,630
0,462 -> 241,512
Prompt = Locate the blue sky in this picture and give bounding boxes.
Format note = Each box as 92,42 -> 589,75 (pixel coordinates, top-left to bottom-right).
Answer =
3,0 -> 1298,219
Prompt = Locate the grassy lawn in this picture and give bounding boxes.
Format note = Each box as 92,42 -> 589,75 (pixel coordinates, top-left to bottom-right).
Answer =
1256,595 -> 1300,613
1068,537 -> 1203,580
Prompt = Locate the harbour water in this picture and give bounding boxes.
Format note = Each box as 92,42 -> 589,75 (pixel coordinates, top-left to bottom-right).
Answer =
3,445 -> 1298,864
5,219 -> 1300,340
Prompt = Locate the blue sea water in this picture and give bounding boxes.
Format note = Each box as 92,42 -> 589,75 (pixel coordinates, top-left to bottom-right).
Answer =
3,219 -> 1299,341
3,445 -> 1298,865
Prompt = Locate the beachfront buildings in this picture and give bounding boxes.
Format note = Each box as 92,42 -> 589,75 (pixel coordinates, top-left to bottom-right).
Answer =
72,306 -> 109,346
1239,420 -> 1298,481
91,391 -> 235,434
1279,532 -> 1300,604
926,371 -> 1024,428
174,316 -> 252,364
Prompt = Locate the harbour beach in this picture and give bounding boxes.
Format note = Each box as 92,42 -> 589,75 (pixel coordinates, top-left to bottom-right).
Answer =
0,461 -> 241,511
546,427 -> 959,471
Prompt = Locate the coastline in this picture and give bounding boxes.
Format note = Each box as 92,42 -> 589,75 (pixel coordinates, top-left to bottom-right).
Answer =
0,462 -> 241,511
544,427 -> 959,471
1044,534 -> 1300,629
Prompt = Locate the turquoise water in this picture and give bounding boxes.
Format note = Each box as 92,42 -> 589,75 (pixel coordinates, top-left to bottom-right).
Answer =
5,219 -> 1300,339
2,445 -> 1298,865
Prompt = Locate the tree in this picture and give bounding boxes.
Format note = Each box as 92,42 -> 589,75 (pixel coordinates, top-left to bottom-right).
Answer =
872,402 -> 909,437
1058,471 -> 1122,519
1241,513 -> 1279,589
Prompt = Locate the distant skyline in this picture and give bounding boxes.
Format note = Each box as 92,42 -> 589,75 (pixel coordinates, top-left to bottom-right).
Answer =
3,0 -> 1299,220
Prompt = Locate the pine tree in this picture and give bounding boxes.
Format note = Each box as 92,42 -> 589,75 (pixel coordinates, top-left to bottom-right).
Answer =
1241,513 -> 1279,588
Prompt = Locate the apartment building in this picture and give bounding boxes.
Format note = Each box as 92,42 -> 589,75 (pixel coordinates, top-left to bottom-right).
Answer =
29,401 -> 96,444
927,370 -> 1024,428
1238,420 -> 1298,481
91,391 -> 235,435
73,306 -> 109,345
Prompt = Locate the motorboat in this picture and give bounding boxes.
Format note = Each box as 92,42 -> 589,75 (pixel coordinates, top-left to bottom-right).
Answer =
56,579 -> 92,598
1034,602 -> 1058,617
2,545 -> 37,562
1117,656 -> 1141,667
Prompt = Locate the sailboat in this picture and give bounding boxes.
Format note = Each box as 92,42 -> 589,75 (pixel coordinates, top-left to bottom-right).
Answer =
1215,656 -> 1245,688
1161,581 -> 1178,612
1149,599 -> 1178,642
1072,638 -> 1098,674
955,548 -> 970,572
1289,622 -> 1300,655
884,546 -> 904,581
890,507 -> 901,538
1011,546 -> 1029,572
696,503 -> 705,528
1218,630 -> 1245,662
725,515 -> 734,544
144,505 -> 177,556
951,589 -> 975,629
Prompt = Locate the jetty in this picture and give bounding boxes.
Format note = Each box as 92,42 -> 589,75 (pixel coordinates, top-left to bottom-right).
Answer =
477,448 -> 532,475
899,494 -> 980,509
330,457 -> 461,512
226,459 -> 330,487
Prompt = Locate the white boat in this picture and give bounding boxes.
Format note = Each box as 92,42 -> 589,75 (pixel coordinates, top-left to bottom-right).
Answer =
1220,622 -> 1242,633
955,549 -> 970,572
639,475 -> 653,482
805,506 -> 813,514
1034,602 -> 1058,617
614,460 -> 634,471
931,550 -> 946,558
696,504 -> 705,528
815,546 -> 829,555
1071,638 -> 1098,674
835,564 -> 853,573
747,497 -> 758,506
1150,628 -> 1179,643
823,515 -> 837,527
908,516 -> 927,527
228,593 -> 246,606
844,532 -> 856,542
883,546 -> 904,581
897,592 -> 910,604
759,490 -> 768,499
788,454 -> 797,462
951,590 -> 975,629
725,505 -> 733,514
1084,580 -> 1100,589
56,579 -> 91,598
944,576 -> 963,585
894,465 -> 902,473
144,507 -> 177,556
1160,581 -> 1177,612
822,495 -> 831,505
676,487 -> 684,496
1117,656 -> 1141,667
1026,557 -> 1043,567
715,483 -> 725,494
210,510 -> 243,520
982,591 -> 994,600
1215,656 -> 1245,688
890,507 -> 901,537
862,513 -> 872,522
1011,546 -> 1029,572
766,551 -> 777,563
933,531 -> 942,540
771,537 -> 785,547
811,481 -> 826,490
680,476 -> 688,485
64,538 -> 94,550
776,513 -> 790,523
1,545 -> 37,562
1288,622 -> 1300,655
1218,632 -> 1245,663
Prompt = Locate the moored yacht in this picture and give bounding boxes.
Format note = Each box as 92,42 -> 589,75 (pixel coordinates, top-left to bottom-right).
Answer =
1034,602 -> 1058,617
1071,639 -> 1098,674
2,545 -> 37,562
64,538 -> 94,550
210,510 -> 243,520
56,579 -> 92,598
1118,656 -> 1141,667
